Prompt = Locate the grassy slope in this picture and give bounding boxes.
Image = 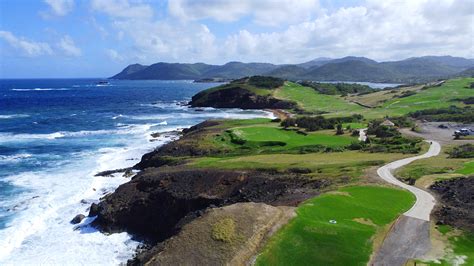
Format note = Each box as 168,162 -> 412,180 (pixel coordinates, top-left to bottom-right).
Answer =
186,78 -> 473,264
232,126 -> 356,148
273,78 -> 473,119
273,82 -> 365,114
376,78 -> 473,117
191,151 -> 410,179
420,225 -> 474,266
255,186 -> 415,266
456,161 -> 474,175
396,146 -> 473,183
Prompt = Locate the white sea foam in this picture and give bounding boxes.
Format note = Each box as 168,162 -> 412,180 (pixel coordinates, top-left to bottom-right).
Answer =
0,114 -> 30,119
0,124 -> 168,143
0,108 -> 272,264
0,123 -> 173,264
0,154 -> 33,163
127,108 -> 274,121
11,88 -> 70,92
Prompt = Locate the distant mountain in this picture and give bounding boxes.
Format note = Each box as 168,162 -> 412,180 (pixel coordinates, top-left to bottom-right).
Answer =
302,60 -> 397,82
265,65 -> 308,79
112,64 -> 148,79
111,56 -> 474,83
297,57 -> 332,69
457,67 -> 474,77
111,62 -> 218,80
201,62 -> 277,79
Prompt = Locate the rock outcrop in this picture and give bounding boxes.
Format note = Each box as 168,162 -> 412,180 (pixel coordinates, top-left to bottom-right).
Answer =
91,167 -> 327,243
430,176 -> 474,232
139,202 -> 295,265
190,86 -> 296,109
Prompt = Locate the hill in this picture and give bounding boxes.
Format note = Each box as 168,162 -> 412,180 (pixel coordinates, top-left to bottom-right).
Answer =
111,56 -> 474,83
189,76 -> 296,109
458,67 -> 474,77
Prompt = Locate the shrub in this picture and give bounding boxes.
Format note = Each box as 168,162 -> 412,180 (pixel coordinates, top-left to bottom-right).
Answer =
336,124 -> 344,135
281,114 -> 363,132
409,106 -> 474,123
348,141 -> 364,150
246,76 -> 284,89
448,144 -> 474,158
212,218 -> 236,243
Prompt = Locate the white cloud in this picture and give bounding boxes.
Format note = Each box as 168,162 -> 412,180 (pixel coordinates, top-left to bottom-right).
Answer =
43,0 -> 74,16
91,0 -> 217,63
92,0 -> 473,64
221,0 -> 474,63
169,0 -> 321,26
106,49 -> 124,61
0,31 -> 53,57
58,35 -> 82,56
91,0 -> 153,19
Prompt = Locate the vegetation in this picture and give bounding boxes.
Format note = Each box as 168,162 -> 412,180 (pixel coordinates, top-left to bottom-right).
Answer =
396,146 -> 473,184
281,114 -> 363,131
448,144 -> 474,158
421,226 -> 474,266
456,161 -> 474,175
211,217 -> 236,243
227,126 -> 356,151
246,75 -> 284,88
191,151 -> 411,180
299,81 -> 376,96
374,78 -> 474,117
274,82 -> 365,114
255,186 -> 415,266
409,106 -> 474,123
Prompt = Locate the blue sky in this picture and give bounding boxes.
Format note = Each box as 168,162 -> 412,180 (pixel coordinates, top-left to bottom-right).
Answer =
0,0 -> 473,78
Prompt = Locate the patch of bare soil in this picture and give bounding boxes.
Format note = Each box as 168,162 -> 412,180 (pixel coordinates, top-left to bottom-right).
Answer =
142,202 -> 295,266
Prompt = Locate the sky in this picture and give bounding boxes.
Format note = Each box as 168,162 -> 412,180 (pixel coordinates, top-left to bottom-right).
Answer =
0,0 -> 473,78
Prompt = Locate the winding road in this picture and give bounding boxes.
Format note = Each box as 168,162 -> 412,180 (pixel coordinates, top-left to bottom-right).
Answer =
377,140 -> 441,221
372,139 -> 442,265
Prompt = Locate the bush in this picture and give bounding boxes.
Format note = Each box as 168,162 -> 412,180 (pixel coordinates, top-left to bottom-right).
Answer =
448,144 -> 474,158
281,114 -> 363,132
212,218 -> 236,243
246,76 -> 284,89
409,106 -> 474,123
348,141 -> 364,150
336,124 -> 344,135
299,81 -> 376,95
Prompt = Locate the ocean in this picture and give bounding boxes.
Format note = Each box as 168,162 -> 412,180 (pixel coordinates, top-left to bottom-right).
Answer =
0,79 -> 273,264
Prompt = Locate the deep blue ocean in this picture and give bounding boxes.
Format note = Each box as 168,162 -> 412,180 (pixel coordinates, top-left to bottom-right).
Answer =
0,79 -> 272,264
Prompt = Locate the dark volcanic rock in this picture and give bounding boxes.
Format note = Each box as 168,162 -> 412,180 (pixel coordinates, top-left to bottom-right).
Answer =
134,121 -> 221,170
189,87 -> 296,109
91,167 -> 327,243
430,176 -> 474,232
70,214 -> 86,224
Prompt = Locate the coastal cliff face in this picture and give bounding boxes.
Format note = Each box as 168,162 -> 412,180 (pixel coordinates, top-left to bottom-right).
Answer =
190,86 -> 296,109
189,76 -> 296,109
92,166 -> 327,243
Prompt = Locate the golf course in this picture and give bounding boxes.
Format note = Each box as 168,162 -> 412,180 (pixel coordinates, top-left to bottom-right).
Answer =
91,76 -> 474,265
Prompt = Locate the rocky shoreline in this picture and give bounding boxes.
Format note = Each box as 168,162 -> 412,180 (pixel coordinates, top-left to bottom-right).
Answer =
81,118 -> 331,264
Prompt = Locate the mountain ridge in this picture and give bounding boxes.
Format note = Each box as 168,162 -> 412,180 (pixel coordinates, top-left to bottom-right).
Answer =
111,56 -> 474,83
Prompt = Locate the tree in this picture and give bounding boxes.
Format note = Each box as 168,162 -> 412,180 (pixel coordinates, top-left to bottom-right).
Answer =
336,124 -> 344,135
